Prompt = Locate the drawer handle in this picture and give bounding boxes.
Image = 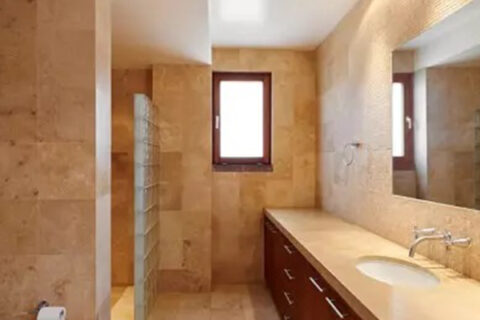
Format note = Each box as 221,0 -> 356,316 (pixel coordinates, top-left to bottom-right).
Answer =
283,245 -> 294,255
266,223 -> 277,234
283,268 -> 295,280
325,297 -> 349,319
309,276 -> 325,293
283,291 -> 294,306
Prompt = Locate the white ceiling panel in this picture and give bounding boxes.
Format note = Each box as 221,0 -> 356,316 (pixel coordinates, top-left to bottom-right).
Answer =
112,0 -> 211,68
210,0 -> 359,49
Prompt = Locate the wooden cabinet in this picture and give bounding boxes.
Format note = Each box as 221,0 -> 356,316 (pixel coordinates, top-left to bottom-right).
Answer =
265,217 -> 361,320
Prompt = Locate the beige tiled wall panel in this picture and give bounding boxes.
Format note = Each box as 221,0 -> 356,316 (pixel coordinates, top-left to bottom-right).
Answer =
425,67 -> 480,208
111,69 -> 152,286
212,49 -> 318,284
153,65 -> 213,292
0,0 -> 111,319
317,0 -> 480,281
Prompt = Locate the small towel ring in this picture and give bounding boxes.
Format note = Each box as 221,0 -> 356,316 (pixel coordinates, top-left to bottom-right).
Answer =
342,142 -> 361,166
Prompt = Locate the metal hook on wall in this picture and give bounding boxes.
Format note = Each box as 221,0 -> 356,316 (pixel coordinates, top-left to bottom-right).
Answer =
342,142 -> 361,167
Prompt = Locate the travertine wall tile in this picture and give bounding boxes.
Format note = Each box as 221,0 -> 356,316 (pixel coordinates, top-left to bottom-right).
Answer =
317,0 -> 480,281
154,64 -> 213,292
424,67 -> 480,208
0,0 -> 110,319
212,49 -> 318,284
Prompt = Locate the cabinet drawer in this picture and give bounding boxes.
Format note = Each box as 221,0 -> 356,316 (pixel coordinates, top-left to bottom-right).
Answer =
324,289 -> 360,320
299,263 -> 332,319
305,264 -> 359,320
277,289 -> 299,320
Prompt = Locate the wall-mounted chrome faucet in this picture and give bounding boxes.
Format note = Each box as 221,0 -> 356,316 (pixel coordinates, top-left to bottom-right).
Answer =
408,227 -> 472,258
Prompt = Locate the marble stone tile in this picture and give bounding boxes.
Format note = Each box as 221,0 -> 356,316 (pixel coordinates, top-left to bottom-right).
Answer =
0,255 -> 38,319
159,152 -> 182,182
159,182 -> 182,211
37,200 -> 95,255
36,142 -> 95,200
0,201 -> 38,255
151,284 -> 279,320
0,143 -> 39,200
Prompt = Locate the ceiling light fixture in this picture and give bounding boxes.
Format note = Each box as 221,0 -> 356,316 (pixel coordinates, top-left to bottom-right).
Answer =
219,0 -> 265,22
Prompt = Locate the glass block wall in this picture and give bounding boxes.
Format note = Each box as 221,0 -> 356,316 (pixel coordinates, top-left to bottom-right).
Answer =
134,94 -> 160,320
475,110 -> 480,210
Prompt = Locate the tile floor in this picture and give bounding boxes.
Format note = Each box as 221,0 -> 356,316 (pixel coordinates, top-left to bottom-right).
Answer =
149,284 -> 280,320
112,286 -> 134,320
110,284 -> 279,320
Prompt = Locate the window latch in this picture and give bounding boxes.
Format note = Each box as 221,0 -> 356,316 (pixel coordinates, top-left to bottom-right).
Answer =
406,116 -> 412,130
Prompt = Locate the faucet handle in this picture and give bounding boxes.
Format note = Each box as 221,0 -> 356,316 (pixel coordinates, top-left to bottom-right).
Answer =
414,226 -> 437,239
446,236 -> 472,248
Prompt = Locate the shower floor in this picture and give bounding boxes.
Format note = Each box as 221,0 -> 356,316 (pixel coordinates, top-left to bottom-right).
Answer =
111,286 -> 134,320
150,284 -> 279,320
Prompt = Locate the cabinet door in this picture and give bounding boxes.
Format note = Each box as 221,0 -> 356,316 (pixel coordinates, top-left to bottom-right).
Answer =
265,218 -> 287,312
264,219 -> 275,289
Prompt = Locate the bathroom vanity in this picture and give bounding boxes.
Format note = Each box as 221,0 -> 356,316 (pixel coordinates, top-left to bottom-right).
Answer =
264,208 -> 480,320
265,213 -> 361,319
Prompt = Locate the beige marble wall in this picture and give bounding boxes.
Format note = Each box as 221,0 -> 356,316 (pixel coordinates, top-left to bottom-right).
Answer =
153,65 -> 213,292
212,49 -> 317,284
317,0 -> 480,281
0,1 -> 111,319
425,67 -> 480,208
111,69 -> 152,286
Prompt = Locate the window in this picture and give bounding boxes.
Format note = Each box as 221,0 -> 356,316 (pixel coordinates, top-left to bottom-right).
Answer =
392,73 -> 414,170
212,72 -> 272,171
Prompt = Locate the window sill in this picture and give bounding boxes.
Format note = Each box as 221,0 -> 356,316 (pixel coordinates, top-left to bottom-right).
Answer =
213,164 -> 273,172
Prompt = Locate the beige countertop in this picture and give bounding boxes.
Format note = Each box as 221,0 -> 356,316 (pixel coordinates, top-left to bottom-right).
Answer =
265,208 -> 480,320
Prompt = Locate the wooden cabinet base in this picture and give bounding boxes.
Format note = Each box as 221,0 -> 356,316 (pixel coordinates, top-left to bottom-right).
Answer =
265,216 -> 361,320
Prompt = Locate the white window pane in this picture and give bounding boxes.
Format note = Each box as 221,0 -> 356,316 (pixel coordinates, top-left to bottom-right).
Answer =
220,81 -> 264,158
392,82 -> 405,157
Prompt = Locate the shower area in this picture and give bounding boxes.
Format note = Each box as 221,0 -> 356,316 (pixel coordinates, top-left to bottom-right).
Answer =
111,70 -> 159,320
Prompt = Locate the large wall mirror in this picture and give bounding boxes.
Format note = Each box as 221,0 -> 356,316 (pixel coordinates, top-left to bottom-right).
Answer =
392,2 -> 480,209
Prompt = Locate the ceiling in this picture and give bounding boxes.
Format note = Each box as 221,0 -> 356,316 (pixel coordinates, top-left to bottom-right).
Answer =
112,0 -> 211,68
400,1 -> 480,69
442,46 -> 480,67
112,0 -> 359,68
210,0 -> 358,49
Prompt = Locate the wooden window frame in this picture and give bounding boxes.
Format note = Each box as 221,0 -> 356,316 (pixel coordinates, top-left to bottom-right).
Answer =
212,72 -> 272,171
393,73 -> 415,171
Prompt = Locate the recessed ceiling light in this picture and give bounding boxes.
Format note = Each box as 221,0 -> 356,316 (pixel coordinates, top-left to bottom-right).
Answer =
219,0 -> 265,22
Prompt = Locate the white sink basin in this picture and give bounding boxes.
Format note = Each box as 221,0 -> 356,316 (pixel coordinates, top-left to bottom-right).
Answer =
356,257 -> 440,288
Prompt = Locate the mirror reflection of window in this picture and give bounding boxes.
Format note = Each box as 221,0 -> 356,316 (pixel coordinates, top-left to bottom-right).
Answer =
392,73 -> 414,171
392,82 -> 405,158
